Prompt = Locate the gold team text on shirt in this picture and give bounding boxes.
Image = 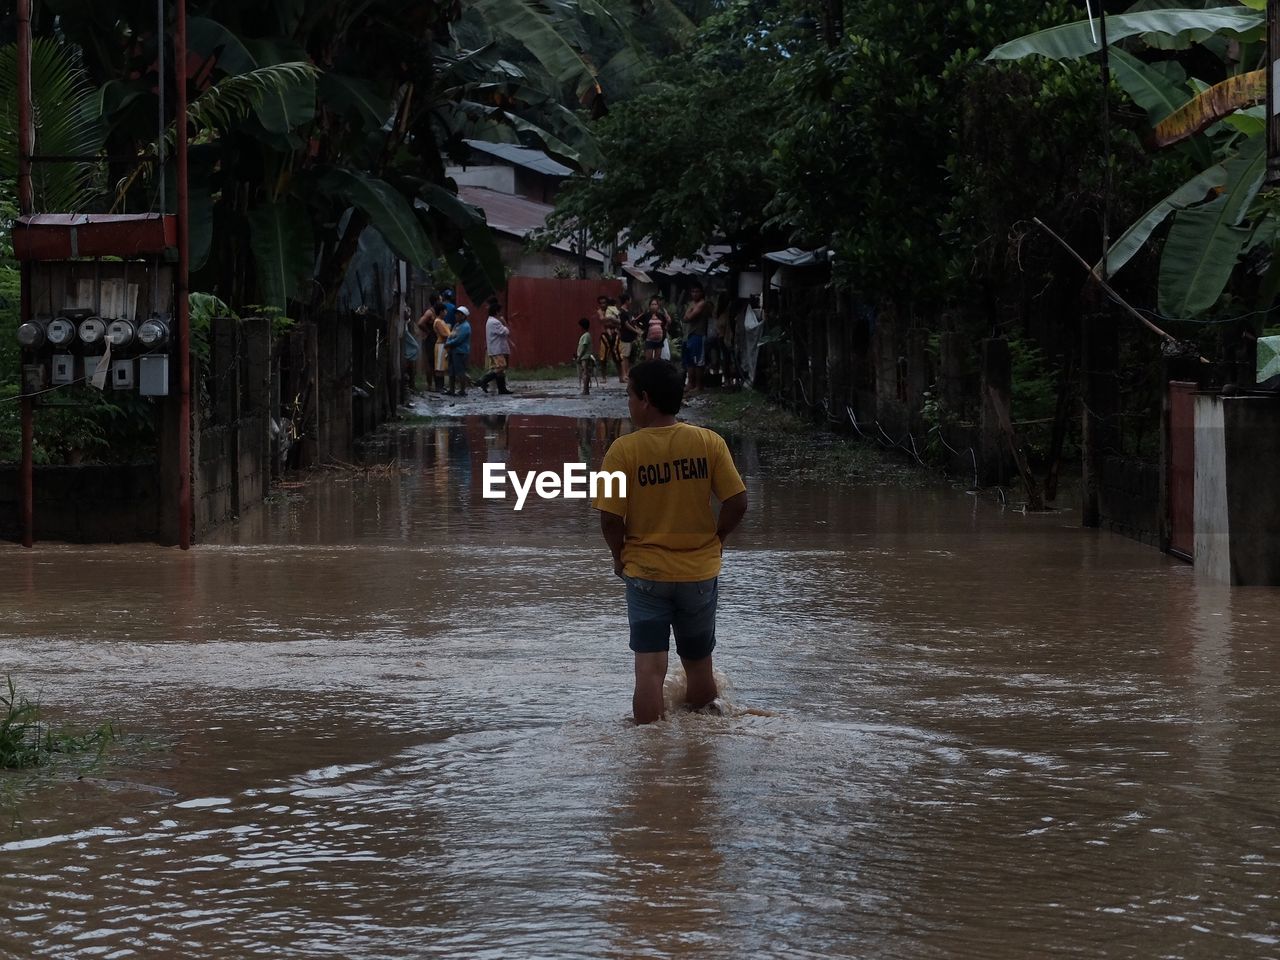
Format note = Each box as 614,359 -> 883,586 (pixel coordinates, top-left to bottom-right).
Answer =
635,456 -> 709,487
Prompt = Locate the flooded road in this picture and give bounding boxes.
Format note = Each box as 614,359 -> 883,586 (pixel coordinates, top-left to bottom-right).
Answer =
2,409 -> 1279,959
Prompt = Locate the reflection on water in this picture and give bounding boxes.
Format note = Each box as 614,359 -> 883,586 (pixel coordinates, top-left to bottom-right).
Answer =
1,414 -> 1278,959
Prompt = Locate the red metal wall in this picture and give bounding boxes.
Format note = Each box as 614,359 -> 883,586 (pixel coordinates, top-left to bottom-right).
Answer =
459,277 -> 624,369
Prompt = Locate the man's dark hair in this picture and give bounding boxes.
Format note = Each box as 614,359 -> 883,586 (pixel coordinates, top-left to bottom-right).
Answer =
488,301 -> 500,316
629,359 -> 683,415
620,292 -> 632,305
579,317 -> 591,330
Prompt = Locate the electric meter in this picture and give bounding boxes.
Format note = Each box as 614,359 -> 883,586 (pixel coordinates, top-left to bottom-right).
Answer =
79,316 -> 106,346
47,317 -> 77,347
106,319 -> 136,347
138,317 -> 170,349
17,321 -> 46,349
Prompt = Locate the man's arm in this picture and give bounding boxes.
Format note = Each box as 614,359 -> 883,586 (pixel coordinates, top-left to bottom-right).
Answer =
716,491 -> 747,549
600,511 -> 626,577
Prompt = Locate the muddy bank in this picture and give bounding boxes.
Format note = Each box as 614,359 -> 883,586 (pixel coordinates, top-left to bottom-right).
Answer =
407,376 -> 636,420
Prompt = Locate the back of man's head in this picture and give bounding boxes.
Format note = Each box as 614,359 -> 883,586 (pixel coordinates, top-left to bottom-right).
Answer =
629,360 -> 683,415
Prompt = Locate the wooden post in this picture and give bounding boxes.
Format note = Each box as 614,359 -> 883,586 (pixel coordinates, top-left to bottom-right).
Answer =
979,337 -> 1012,487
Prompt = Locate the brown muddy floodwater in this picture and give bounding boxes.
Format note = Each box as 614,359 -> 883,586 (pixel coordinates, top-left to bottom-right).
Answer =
1,413 -> 1279,959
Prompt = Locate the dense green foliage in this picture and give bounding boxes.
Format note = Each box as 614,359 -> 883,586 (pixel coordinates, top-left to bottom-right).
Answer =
1,0 -> 687,463
549,0 -> 1275,474
553,0 -> 1180,311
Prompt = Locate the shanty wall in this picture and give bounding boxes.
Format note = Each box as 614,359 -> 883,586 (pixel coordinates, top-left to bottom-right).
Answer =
457,276 -> 624,370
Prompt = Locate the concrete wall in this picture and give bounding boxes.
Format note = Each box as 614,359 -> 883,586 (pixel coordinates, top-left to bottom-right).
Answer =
1193,395 -> 1229,581
495,236 -> 602,280
1221,395 -> 1280,584
1195,393 -> 1280,585
0,464 -> 160,542
448,165 -> 516,195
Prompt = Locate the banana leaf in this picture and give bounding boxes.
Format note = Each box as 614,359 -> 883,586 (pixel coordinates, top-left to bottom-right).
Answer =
416,184 -> 505,297
1109,47 -> 1212,167
1157,138 -> 1265,316
318,74 -> 391,131
321,169 -> 434,268
986,8 -> 1263,62
249,198 -> 313,311
1150,70 -> 1264,147
187,16 -> 258,76
1097,160 -> 1227,277
471,0 -> 602,101
1109,47 -> 1189,123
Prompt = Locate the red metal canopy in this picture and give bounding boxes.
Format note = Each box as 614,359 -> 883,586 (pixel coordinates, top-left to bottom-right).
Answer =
12,213 -> 177,261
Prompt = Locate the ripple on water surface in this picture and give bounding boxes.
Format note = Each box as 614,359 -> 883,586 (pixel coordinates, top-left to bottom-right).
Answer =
1,415 -> 1278,958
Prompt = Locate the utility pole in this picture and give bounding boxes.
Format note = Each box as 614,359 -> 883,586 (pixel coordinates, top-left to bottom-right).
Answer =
1268,0 -> 1280,184
17,0 -> 34,548
1082,0 -> 1118,529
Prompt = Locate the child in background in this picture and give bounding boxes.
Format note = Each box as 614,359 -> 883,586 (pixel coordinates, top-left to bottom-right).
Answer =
575,317 -> 596,395
598,314 -> 622,382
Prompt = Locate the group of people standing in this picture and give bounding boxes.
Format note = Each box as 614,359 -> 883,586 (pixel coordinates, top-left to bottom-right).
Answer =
405,282 -> 728,401
577,284 -> 716,396
407,290 -> 513,397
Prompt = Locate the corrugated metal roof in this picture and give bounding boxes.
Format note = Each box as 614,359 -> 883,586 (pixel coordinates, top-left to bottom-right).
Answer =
464,139 -> 574,177
458,186 -> 603,262
624,242 -> 731,277
458,185 -> 553,238
764,246 -> 829,267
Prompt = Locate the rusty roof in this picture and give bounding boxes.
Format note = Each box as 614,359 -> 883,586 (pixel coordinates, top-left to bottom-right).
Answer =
458,186 -> 603,262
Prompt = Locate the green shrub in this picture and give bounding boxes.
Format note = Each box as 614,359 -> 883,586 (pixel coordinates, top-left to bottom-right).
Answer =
0,675 -> 116,770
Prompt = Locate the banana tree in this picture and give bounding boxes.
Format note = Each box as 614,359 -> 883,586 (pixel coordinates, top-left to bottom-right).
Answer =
987,3 -> 1274,318
48,0 -> 632,317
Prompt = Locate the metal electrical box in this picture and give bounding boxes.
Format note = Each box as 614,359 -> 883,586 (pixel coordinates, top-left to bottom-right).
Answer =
22,364 -> 45,392
83,354 -> 105,384
138,355 -> 170,397
51,354 -> 75,385
111,358 -> 134,390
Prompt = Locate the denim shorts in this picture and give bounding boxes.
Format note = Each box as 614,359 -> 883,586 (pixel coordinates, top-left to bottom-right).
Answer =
683,334 -> 705,368
624,576 -> 718,660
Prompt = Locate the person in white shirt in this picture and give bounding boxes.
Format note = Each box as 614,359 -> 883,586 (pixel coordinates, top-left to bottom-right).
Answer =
476,300 -> 513,395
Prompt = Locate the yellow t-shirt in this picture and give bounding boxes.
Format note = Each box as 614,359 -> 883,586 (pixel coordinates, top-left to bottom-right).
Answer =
592,422 -> 746,581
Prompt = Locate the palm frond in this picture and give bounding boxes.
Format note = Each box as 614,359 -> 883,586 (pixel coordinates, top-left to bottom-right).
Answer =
114,62 -> 320,208
0,39 -> 104,212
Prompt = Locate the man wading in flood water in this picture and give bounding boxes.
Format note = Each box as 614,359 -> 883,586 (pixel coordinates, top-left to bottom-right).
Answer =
592,360 -> 748,724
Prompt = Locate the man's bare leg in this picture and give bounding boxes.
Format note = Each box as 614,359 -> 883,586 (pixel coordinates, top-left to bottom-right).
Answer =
681,654 -> 718,710
633,651 -> 668,724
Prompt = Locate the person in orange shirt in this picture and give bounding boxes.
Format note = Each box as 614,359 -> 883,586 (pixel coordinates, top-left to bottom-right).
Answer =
592,359 -> 748,724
